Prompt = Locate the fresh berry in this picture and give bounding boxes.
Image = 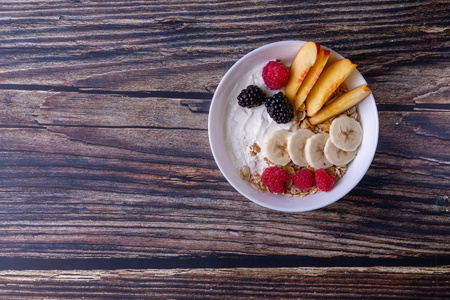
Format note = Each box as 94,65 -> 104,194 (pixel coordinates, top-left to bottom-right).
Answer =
237,85 -> 266,108
262,60 -> 290,90
261,167 -> 290,194
292,169 -> 315,190
265,92 -> 294,124
315,169 -> 335,192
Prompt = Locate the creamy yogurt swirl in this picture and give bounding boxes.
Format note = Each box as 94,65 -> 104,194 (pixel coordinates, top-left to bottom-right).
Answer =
224,63 -> 295,175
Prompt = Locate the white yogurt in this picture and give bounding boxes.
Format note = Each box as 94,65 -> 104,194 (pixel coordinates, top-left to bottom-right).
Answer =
223,64 -> 294,175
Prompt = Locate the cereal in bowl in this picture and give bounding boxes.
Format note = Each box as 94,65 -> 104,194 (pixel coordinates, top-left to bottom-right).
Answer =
226,42 -> 371,196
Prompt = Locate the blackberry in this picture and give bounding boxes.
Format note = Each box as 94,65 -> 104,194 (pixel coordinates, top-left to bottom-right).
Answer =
237,85 -> 265,108
265,92 -> 294,124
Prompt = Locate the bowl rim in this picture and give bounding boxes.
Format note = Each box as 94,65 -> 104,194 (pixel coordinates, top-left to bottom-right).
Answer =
208,40 -> 379,212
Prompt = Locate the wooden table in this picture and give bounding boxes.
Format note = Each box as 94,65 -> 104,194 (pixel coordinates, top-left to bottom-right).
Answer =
0,0 -> 448,298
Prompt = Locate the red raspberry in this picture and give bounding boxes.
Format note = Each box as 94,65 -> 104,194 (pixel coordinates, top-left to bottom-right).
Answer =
315,169 -> 335,192
262,60 -> 290,90
261,167 -> 290,194
292,169 -> 315,190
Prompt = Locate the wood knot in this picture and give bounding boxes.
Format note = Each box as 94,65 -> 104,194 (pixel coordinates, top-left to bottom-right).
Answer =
157,17 -> 197,31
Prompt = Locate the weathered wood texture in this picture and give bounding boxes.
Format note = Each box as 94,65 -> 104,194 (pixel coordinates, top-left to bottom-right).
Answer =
0,0 -> 448,298
0,267 -> 448,299
0,111 -> 448,259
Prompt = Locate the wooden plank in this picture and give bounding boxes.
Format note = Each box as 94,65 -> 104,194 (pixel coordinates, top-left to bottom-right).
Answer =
0,0 -> 447,100
371,62 -> 449,106
0,172 -> 447,259
0,101 -> 446,259
0,110 -> 447,190
0,267 -> 448,299
0,90 -> 54,127
35,93 -> 209,129
0,1 -> 447,297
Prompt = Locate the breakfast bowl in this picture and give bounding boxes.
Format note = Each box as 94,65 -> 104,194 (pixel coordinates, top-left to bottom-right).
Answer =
208,41 -> 378,212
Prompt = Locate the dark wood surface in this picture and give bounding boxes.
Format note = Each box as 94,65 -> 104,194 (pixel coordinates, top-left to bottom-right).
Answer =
0,0 -> 449,298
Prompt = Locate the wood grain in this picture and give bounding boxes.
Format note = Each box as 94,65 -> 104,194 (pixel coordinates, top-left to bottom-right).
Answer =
0,0 -> 447,260
0,0 -> 448,93
0,267 -> 448,299
0,104 -> 447,259
0,0 -> 448,298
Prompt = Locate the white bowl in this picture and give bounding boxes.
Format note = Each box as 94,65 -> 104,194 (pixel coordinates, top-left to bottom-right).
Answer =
208,41 -> 378,212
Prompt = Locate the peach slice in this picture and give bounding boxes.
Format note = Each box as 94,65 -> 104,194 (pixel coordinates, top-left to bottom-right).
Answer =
305,58 -> 357,117
308,84 -> 371,125
285,42 -> 320,104
293,48 -> 330,111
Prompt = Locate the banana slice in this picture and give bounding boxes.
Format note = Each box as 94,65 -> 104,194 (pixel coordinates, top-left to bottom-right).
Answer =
263,129 -> 292,166
287,129 -> 314,166
329,116 -> 363,151
304,133 -> 332,169
324,138 -> 357,166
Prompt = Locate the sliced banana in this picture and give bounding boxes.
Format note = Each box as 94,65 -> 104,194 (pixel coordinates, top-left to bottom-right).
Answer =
263,129 -> 292,166
287,129 -> 314,166
329,116 -> 363,151
324,138 -> 357,166
304,133 -> 332,169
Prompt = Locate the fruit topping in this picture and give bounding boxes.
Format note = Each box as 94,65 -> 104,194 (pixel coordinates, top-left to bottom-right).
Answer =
315,169 -> 335,192
304,133 -> 332,169
262,60 -> 290,90
305,58 -> 357,117
285,41 -> 319,103
293,169 -> 315,190
329,115 -> 363,151
265,92 -> 294,124
237,85 -> 266,108
294,48 -> 330,111
287,129 -> 314,167
324,138 -> 357,166
233,41 -> 370,197
261,166 -> 290,194
263,129 -> 292,166
308,84 -> 371,125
